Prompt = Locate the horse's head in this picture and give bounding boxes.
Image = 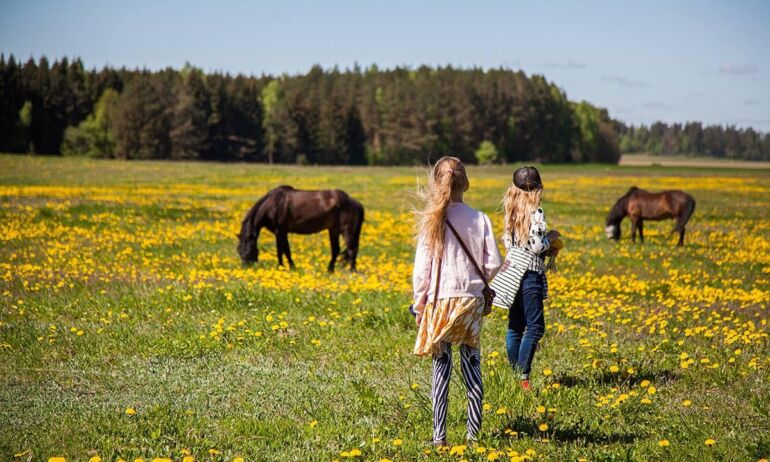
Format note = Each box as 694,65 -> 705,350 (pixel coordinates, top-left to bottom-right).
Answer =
236,231 -> 258,265
605,192 -> 630,240
604,224 -> 621,240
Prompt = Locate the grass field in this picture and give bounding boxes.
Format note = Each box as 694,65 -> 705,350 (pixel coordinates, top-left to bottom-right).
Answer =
1,155 -> 768,462
619,154 -> 770,169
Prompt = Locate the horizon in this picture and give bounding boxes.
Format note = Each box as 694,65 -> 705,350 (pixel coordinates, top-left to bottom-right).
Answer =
2,0 -> 769,131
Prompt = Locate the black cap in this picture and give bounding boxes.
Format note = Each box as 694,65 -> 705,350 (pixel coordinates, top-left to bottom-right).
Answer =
513,166 -> 543,191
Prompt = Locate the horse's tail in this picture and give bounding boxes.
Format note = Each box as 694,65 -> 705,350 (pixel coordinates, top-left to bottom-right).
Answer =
340,197 -> 364,262
678,196 -> 696,232
348,199 -> 365,252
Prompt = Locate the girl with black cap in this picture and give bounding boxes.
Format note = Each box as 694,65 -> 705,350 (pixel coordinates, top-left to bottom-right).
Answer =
490,166 -> 561,390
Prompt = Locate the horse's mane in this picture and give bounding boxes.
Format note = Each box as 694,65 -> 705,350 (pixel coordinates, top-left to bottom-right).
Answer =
239,186 -> 295,240
606,186 -> 640,225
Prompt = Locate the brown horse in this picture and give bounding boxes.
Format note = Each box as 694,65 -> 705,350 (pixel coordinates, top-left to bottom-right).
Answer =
237,185 -> 364,272
605,187 -> 696,246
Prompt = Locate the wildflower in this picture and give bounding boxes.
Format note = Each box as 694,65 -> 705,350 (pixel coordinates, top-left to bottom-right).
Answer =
309,420 -> 318,428
647,386 -> 656,395
125,407 -> 136,415
543,368 -> 553,376
705,439 -> 716,446
658,439 -> 670,447
48,458 -> 66,462
683,400 -> 692,407
609,365 -> 619,373
538,423 -> 549,431
640,380 -> 651,388
89,457 -> 102,462
536,405 -> 546,413
392,438 -> 403,446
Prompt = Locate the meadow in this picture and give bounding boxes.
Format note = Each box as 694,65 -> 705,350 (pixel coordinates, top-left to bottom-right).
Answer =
1,155 -> 768,462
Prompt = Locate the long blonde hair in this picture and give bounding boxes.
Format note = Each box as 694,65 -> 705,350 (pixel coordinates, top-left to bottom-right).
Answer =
416,156 -> 469,258
503,185 -> 543,245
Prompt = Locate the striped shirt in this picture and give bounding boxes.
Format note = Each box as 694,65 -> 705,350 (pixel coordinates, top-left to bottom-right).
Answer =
491,207 -> 551,308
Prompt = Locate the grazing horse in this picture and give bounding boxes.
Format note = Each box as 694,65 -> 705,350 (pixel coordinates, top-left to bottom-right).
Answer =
237,185 -> 364,272
605,187 -> 696,246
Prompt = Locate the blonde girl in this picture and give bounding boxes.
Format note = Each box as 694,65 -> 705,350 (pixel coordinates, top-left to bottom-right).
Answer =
490,166 -> 560,390
412,156 -> 502,446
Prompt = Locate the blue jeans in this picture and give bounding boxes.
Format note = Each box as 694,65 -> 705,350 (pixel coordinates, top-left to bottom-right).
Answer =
506,271 -> 546,379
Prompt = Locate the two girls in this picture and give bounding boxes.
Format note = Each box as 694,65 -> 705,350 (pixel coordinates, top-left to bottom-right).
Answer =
413,160 -> 557,444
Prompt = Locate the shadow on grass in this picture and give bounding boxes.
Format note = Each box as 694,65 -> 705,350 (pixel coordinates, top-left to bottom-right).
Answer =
553,369 -> 678,388
495,415 -> 640,445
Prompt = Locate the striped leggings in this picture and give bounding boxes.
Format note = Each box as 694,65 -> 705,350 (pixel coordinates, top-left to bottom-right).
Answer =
432,342 -> 483,442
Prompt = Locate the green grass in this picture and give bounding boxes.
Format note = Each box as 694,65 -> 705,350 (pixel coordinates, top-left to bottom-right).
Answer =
1,154 -> 768,462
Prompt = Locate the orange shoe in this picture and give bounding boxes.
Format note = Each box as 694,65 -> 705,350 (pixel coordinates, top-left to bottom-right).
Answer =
520,379 -> 531,391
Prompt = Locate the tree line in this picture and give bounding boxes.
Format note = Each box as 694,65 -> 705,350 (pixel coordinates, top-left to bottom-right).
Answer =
1,54 -> 765,164
618,122 -> 769,161
0,54 -> 622,164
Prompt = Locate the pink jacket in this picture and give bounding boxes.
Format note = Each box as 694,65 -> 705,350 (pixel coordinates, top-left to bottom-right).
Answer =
412,202 -> 503,314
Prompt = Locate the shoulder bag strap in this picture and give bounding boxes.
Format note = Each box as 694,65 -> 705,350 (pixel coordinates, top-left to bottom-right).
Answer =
445,219 -> 489,289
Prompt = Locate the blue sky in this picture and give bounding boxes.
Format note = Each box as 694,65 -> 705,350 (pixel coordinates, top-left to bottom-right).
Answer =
2,0 -> 769,131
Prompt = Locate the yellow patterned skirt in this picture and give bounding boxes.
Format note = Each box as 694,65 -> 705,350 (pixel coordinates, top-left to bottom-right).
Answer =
413,297 -> 485,357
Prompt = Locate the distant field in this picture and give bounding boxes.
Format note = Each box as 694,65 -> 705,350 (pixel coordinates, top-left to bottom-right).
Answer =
1,155 -> 768,461
620,153 -> 770,169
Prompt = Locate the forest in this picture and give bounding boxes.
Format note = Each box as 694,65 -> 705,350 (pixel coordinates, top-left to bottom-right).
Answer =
1,55 -> 767,164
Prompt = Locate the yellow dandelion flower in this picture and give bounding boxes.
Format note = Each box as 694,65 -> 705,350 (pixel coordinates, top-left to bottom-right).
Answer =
705,439 -> 716,446
658,439 -> 670,447
539,423 -> 549,431
537,405 -> 546,413
125,407 -> 136,415
392,438 -> 403,446
683,400 -> 692,407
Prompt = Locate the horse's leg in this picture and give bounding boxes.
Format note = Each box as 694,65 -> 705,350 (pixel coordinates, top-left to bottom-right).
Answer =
275,232 -> 284,266
638,219 -> 644,243
630,217 -> 638,244
281,233 -> 295,269
328,228 -> 340,273
678,226 -> 685,246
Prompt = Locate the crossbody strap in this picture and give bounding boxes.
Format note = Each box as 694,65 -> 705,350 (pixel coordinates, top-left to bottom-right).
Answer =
445,219 -> 490,289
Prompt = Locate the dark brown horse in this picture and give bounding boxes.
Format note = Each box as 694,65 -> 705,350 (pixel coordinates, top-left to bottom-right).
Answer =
605,187 -> 696,246
237,186 -> 364,272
